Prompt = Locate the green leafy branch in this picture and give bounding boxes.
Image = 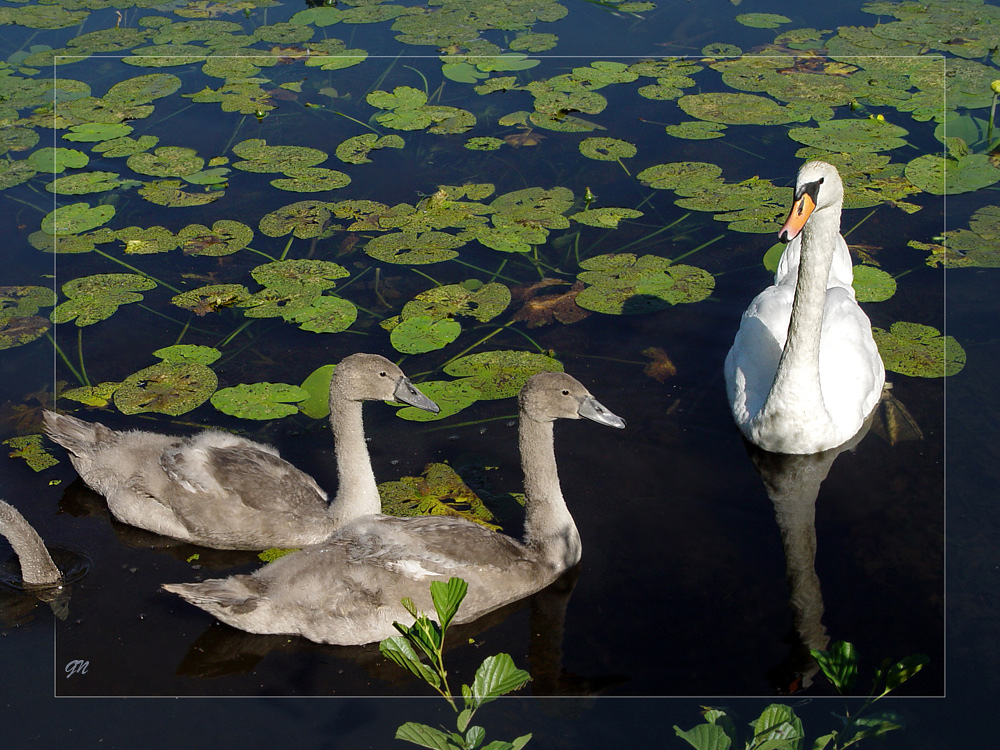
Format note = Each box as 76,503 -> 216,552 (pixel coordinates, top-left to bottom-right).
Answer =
674,641 -> 928,750
379,577 -> 532,750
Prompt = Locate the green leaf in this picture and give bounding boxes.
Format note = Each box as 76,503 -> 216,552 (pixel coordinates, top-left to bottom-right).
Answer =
883,653 -> 930,692
749,704 -> 804,750
153,344 -> 221,365
810,640 -> 858,693
465,726 -> 486,749
298,363 -> 337,419
673,723 -> 732,750
394,722 -> 459,750
114,361 -> 217,416
429,577 -> 468,631
471,653 -> 531,706
41,202 -> 116,235
379,637 -> 441,689
390,315 -> 462,354
873,322 -> 966,377
852,265 -> 896,302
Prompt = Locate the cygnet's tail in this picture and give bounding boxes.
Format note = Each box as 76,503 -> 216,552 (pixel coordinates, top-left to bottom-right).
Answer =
43,410 -> 120,458
163,576 -> 263,622
0,499 -> 62,587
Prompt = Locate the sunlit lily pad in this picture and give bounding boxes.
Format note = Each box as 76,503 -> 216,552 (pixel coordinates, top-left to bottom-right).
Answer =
41,202 -> 116,235
251,259 -> 349,292
298,363 -> 337,419
115,361 -> 218,416
287,295 -> 358,333
637,162 -> 723,191
211,382 -> 309,420
679,92 -> 813,125
177,220 -> 253,256
63,122 -> 134,143
232,139 -> 328,171
379,462 -> 500,530
171,284 -> 252,315
92,134 -> 160,158
664,121 -> 727,139
0,286 -> 55,319
579,137 -> 637,161
570,208 -> 643,228
46,171 -> 131,195
127,146 -> 205,177
873,322 -> 966,378
3,435 -> 58,472
364,232 -> 465,264
139,178 -> 222,207
575,254 -> 715,314
905,151 -> 1000,195
153,344 -> 222,365
852,265 -> 896,302
464,136 -> 504,151
736,13 -> 791,28
27,147 -> 88,173
470,224 -> 547,253
51,273 -> 156,327
335,133 -> 405,164
390,315 -> 462,354
0,316 -> 50,350
271,167 -> 351,192
259,200 -> 333,238
114,226 -> 178,255
61,381 -> 120,408
443,350 -> 564,400
788,118 -> 909,153
397,282 -> 511,323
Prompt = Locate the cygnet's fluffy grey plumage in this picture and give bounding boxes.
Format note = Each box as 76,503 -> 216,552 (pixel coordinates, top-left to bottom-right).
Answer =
162,371 -> 625,645
0,499 -> 63,587
43,354 -> 439,550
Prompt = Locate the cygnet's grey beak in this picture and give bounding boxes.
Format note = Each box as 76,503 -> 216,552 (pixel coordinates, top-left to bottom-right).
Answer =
578,396 -> 626,429
394,377 -> 440,413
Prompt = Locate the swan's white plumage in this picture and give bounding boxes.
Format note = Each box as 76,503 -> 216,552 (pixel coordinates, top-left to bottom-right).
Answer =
725,161 -> 884,454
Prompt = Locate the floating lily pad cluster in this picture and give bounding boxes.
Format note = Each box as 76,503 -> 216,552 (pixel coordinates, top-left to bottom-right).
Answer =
51,273 -> 155,327
915,204 -> 1000,268
238,259 -> 357,333
366,86 -> 476,135
379,462 -> 500,530
232,138 -> 350,193
873,322 -> 966,378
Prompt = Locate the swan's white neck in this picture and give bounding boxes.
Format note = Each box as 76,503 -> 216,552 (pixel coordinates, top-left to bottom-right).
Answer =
520,418 -> 581,571
327,396 -> 381,525
755,203 -> 841,449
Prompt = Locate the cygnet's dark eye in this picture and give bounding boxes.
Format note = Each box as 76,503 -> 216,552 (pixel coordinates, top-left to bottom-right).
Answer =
379,371 -> 388,378
561,389 -> 570,395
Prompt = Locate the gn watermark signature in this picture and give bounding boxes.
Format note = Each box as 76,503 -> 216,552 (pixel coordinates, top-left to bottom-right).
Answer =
65,660 -> 89,678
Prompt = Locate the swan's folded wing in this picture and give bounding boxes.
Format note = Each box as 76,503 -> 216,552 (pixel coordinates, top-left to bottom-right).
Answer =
819,289 -> 885,425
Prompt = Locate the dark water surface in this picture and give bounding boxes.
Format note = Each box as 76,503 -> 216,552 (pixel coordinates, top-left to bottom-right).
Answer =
0,0 -> 986,744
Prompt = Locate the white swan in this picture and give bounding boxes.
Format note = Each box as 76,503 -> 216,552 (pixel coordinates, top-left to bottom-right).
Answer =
0,499 -> 63,587
725,161 -> 885,454
162,371 -> 626,645
43,353 -> 438,550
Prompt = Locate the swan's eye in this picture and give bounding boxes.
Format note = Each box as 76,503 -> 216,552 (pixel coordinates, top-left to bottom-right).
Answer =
379,371 -> 388,378
561,389 -> 570,395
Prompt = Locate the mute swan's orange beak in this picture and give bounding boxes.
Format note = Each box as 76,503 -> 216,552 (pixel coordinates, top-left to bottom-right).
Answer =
778,191 -> 816,243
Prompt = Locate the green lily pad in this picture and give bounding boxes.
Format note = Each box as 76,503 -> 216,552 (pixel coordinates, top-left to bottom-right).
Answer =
464,136 -> 504,151
171,284 -> 252,315
116,225 -> 179,255
251,259 -> 349,293
379,462 -> 500,530
287,295 -> 358,333
679,92 -> 813,125
788,118 -> 909,153
444,350 -> 564,400
664,121 -> 727,140
0,316 -> 50,350
232,139 -> 328,171
1,285 -> 56,319
41,202 -> 116,235
271,167 -> 351,193
579,137 -> 637,161
576,254 -> 714,314
852,265 -> 897,303
3,435 -> 58,472
298,363 -> 337,419
92,134 -> 160,158
873,322 -> 966,378
61,381 -> 120,408
27,147 -> 89,173
390,315 -> 462,354
46,171 -> 130,195
395,379 -> 480,422
905,151 -> 1000,195
736,13 -> 791,28
127,146 -> 205,177
178,220 -> 253,256
637,162 -> 723,191
211,382 -> 310,420
152,344 -> 222,365
259,200 -> 333,238
335,133 -> 405,164
570,208 -> 643,228
364,231 -> 465,264
139,179 -> 223,207
63,122 -> 134,143
115,361 -> 218,416
51,273 -> 156,327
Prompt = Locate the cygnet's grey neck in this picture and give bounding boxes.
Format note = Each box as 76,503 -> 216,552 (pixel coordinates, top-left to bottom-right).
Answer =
0,500 -> 62,587
519,418 -> 581,570
327,395 -> 380,525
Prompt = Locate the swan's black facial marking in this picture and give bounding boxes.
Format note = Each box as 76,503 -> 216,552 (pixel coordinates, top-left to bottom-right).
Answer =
795,179 -> 823,213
